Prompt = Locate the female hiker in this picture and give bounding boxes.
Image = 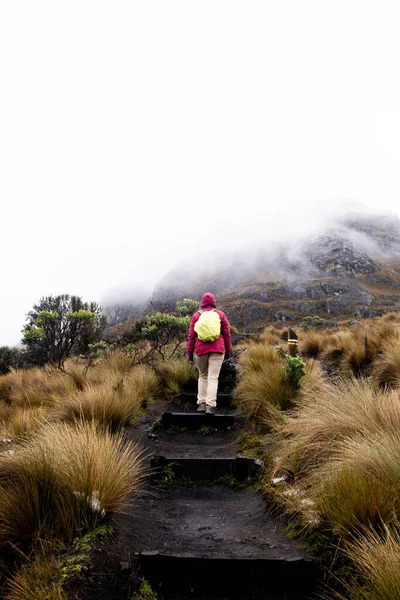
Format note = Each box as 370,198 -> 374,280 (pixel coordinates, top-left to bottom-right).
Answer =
187,292 -> 231,414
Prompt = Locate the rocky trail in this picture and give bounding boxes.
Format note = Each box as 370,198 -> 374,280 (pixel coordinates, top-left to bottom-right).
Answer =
76,362 -> 322,600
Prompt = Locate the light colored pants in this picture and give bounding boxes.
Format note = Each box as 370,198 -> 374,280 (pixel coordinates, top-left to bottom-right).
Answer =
194,352 -> 224,408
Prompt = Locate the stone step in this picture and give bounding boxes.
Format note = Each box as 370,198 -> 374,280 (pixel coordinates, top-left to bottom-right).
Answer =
178,391 -> 234,407
160,411 -> 235,430
139,553 -> 318,598
150,455 -> 260,482
134,485 -> 320,598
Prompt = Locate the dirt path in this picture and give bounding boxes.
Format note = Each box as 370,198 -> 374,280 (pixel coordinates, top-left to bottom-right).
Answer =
73,364 -> 320,600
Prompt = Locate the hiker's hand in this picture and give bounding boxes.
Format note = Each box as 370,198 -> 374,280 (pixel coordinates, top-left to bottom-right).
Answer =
187,352 -> 194,363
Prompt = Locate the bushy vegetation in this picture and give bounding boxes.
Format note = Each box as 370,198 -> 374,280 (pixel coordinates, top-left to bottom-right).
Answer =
0,421 -> 144,549
234,312 -> 400,598
233,343 -> 308,430
299,315 -> 326,330
0,347 -> 27,375
0,344 -> 191,596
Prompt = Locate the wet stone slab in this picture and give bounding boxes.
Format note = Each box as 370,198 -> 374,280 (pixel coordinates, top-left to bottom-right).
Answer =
132,484 -> 306,561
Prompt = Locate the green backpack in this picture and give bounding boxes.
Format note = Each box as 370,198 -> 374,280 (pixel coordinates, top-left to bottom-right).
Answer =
194,309 -> 221,342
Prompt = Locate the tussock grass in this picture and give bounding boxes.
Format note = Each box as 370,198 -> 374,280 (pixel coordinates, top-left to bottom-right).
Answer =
321,321 -> 399,378
372,334 -> 400,389
334,524 -> 400,599
234,344 -> 296,428
156,358 -> 197,395
0,407 -> 46,440
50,383 -> 139,429
121,365 -> 160,409
100,350 -> 132,375
64,362 -> 88,391
272,378 -> 400,479
238,342 -> 282,373
6,552 -> 66,600
0,421 -> 146,549
298,331 -> 324,359
234,365 -> 288,429
0,402 -> 11,425
321,330 -> 354,367
339,335 -> 381,378
51,365 -> 160,427
381,311 -> 400,324
310,428 -> 400,535
0,369 -> 73,409
260,326 -> 282,346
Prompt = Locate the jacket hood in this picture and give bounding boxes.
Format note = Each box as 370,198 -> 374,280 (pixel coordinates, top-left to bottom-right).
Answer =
201,292 -> 217,308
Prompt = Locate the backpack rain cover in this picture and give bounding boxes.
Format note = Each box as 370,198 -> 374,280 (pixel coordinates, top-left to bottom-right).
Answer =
194,309 -> 221,342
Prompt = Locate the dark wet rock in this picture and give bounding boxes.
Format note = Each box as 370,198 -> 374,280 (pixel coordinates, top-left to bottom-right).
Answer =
306,233 -> 379,276
292,301 -> 318,314
273,310 -> 298,322
233,300 -> 271,329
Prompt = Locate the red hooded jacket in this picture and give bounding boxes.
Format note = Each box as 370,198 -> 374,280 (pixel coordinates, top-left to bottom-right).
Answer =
187,293 -> 231,356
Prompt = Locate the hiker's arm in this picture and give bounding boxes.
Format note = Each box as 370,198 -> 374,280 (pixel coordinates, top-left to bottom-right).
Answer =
221,314 -> 231,353
187,314 -> 197,354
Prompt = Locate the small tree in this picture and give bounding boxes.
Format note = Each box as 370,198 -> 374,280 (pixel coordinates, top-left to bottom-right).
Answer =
0,346 -> 27,374
140,312 -> 190,360
22,295 -> 106,368
122,299 -> 200,361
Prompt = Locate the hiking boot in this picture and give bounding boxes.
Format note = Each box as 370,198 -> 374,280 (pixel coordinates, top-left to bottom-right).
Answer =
206,405 -> 215,415
197,403 -> 206,412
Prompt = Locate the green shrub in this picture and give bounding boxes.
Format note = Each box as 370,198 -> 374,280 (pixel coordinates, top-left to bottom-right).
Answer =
299,316 -> 326,330
282,356 -> 306,389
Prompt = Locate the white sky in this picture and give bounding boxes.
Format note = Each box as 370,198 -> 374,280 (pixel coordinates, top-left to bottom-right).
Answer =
1,1 -> 400,346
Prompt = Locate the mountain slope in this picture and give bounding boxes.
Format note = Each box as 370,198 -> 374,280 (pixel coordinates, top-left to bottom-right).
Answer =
103,210 -> 400,332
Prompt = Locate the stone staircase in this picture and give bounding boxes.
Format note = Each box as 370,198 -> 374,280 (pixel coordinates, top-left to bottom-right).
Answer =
135,360 -> 320,599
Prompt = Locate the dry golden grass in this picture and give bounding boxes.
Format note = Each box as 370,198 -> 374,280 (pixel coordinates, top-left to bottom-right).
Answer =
372,334 -> 400,389
0,407 -> 46,440
310,427 -> 400,536
238,342 -> 282,373
381,311 -> 400,324
0,368 -> 73,409
333,524 -> 400,600
63,361 -> 88,391
121,364 -> 160,409
100,350 -> 132,375
321,330 -> 354,366
0,421 -> 147,548
51,364 -> 160,428
298,331 -> 324,359
234,348 -> 295,429
272,378 -> 400,479
338,336 -> 377,377
234,365 -> 287,430
260,326 -> 282,346
320,320 -> 400,378
293,358 -> 326,405
156,357 -> 197,395
49,383 -> 138,429
6,552 -> 67,600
